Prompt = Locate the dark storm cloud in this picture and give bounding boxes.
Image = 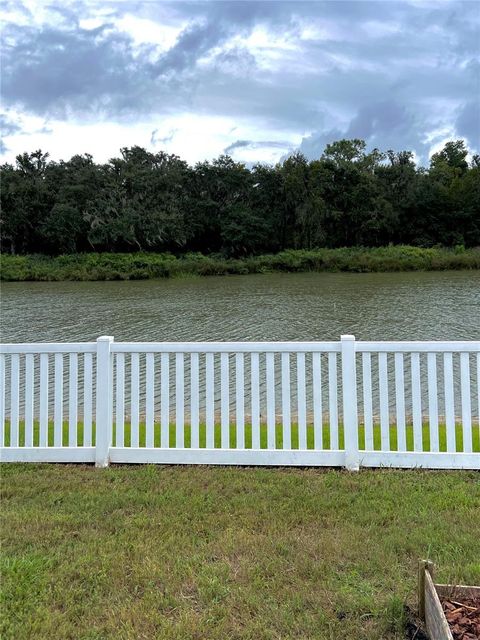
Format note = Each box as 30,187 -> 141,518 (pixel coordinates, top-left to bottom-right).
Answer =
151,128 -> 177,146
1,22 -> 160,117
1,0 -> 479,160
297,101 -> 429,160
224,140 -> 254,154
224,139 -> 290,155
1,1 -> 264,117
151,20 -> 228,77
0,2 -> 398,111
456,101 -> 480,147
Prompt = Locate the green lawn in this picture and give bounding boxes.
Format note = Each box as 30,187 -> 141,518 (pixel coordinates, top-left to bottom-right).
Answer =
4,420 -> 480,452
1,464 -> 479,640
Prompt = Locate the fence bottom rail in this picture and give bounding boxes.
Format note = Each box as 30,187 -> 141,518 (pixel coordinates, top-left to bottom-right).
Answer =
0,447 -> 95,463
1,447 -> 479,469
108,448 -> 346,466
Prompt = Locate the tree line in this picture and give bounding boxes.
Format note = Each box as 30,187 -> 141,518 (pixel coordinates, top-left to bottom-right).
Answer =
1,139 -> 479,256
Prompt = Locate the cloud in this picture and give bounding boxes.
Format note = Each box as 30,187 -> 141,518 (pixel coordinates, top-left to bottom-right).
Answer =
224,139 -> 290,154
345,101 -> 428,157
151,19 -> 229,77
0,113 -> 23,155
456,101 -> 480,148
0,113 -> 22,136
0,0 -> 478,164
151,128 -> 178,146
297,92 -> 479,165
1,22 -> 158,118
296,102 -> 434,163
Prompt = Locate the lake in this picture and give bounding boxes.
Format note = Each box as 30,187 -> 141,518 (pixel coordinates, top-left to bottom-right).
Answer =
1,270 -> 479,343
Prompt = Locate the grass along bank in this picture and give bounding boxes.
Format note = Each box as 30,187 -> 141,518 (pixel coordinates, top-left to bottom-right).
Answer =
3,420 -> 480,452
1,245 -> 479,281
1,464 -> 479,640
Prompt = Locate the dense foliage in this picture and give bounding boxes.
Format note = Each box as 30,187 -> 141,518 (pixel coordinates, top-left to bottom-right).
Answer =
1,139 -> 479,256
2,246 -> 479,281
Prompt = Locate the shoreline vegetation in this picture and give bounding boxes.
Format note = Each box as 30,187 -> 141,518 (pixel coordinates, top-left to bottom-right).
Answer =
1,246 -> 479,282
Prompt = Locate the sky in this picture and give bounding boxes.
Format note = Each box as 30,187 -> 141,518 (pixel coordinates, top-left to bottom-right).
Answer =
1,0 -> 479,167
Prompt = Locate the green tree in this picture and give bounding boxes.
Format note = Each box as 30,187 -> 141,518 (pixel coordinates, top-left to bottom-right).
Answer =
0,150 -> 52,253
1,138 -> 478,256
85,147 -> 190,251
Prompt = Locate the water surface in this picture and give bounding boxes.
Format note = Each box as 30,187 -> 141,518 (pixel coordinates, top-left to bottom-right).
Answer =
1,270 -> 479,343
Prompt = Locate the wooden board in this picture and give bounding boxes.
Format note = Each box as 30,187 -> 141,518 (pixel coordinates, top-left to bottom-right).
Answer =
424,570 -> 453,640
435,584 -> 480,601
419,560 -> 479,640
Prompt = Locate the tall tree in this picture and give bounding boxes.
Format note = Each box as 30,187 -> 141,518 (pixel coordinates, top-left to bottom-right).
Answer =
1,139 -> 478,255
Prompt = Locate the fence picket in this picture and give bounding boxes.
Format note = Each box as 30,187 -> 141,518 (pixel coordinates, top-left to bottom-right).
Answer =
266,352 -> 275,449
115,353 -> 125,448
39,354 -> 49,447
444,353 -> 455,452
281,353 -> 291,450
427,353 -> 439,452
328,353 -> 338,449
84,353 -> 93,447
251,353 -> 260,449
297,353 -> 307,450
394,353 -> 406,451
362,353 -> 373,450
205,353 -> 214,448
160,353 -> 170,448
460,353 -> 472,453
176,353 -> 184,449
312,352 -> 322,449
220,353 -> 229,449
235,353 -> 245,449
477,353 -> 480,438
10,354 -> 20,447
131,353 -> 140,448
190,353 -> 200,449
146,353 -> 154,448
54,354 -> 63,446
378,353 -> 389,450
69,353 -> 78,447
411,353 -> 422,451
25,354 -> 34,447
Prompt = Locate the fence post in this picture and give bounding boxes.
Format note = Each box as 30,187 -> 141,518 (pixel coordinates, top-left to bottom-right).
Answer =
341,334 -> 359,471
95,336 -> 113,468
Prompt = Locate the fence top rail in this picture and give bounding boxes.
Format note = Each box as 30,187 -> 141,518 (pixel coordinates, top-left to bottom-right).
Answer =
111,341 -> 341,353
0,343 -> 97,354
356,341 -> 480,353
1,339 -> 479,356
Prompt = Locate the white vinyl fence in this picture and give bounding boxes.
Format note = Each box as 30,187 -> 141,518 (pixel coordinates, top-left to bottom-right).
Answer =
1,336 -> 479,470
